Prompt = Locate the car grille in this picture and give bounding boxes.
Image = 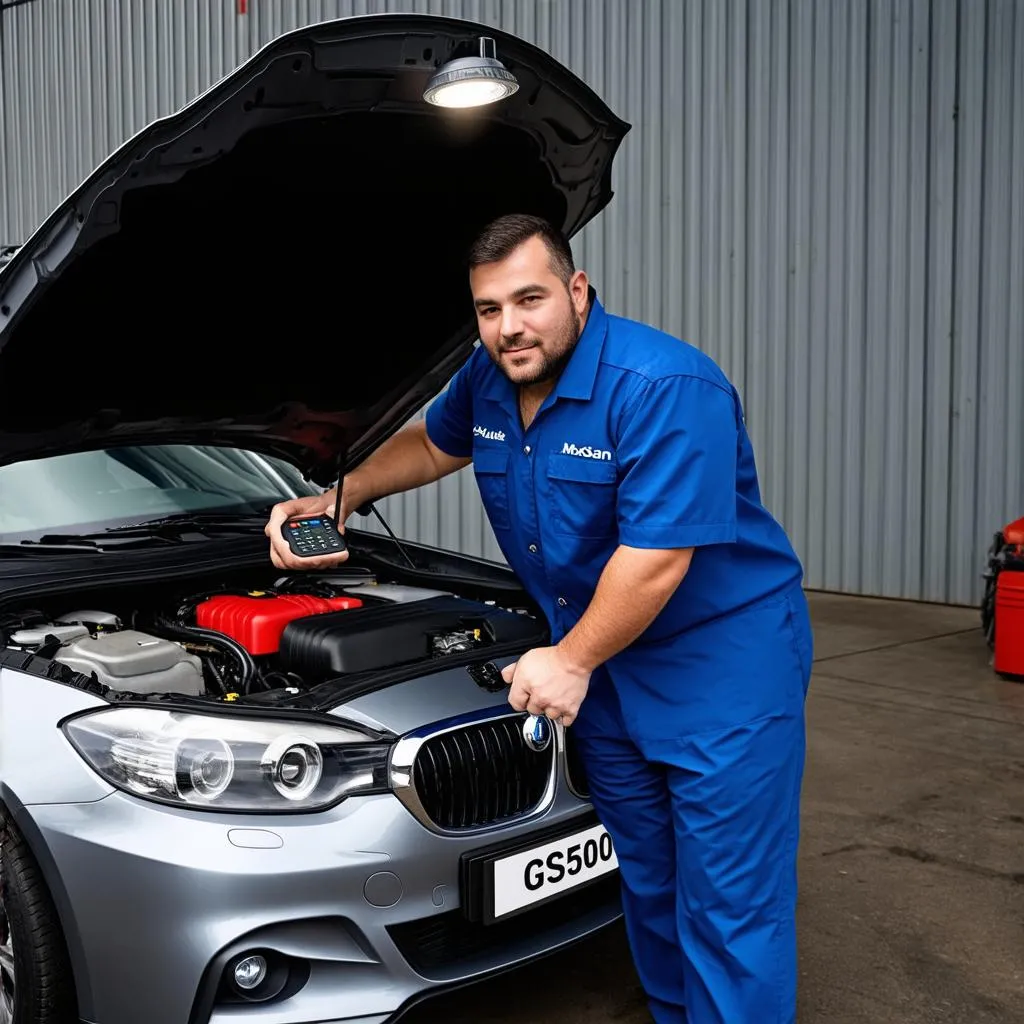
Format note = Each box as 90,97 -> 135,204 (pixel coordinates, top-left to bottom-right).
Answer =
412,715 -> 553,830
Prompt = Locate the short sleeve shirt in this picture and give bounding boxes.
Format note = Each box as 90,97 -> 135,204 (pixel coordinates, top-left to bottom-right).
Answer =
424,292 -> 805,656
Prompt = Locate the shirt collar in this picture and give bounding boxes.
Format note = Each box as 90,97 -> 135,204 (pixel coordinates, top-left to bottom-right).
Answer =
479,287 -> 608,405
554,288 -> 608,401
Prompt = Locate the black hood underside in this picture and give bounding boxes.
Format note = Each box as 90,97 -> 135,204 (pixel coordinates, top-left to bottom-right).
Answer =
0,14 -> 628,484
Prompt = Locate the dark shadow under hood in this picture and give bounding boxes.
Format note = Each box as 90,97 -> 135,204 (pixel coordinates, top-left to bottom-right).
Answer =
0,13 -> 628,485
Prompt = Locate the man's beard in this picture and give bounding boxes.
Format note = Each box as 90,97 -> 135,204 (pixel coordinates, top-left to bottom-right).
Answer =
491,309 -> 582,385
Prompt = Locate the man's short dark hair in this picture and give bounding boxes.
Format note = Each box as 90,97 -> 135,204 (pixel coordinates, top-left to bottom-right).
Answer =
468,213 -> 575,285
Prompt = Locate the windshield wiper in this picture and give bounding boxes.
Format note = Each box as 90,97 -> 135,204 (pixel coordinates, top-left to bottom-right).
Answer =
0,536 -> 174,554
13,533 -> 182,549
0,540 -> 110,554
106,512 -> 271,534
5,513 -> 271,552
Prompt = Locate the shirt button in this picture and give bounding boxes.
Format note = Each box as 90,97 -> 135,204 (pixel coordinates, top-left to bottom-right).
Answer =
528,544 -> 538,553
557,597 -> 567,607
524,445 -> 531,454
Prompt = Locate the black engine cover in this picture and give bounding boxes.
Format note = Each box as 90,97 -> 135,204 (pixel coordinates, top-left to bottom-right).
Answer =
279,595 -> 544,678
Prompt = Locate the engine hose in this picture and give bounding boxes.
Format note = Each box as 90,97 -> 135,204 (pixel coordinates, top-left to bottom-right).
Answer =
260,669 -> 305,691
206,659 -> 228,697
144,615 -> 258,695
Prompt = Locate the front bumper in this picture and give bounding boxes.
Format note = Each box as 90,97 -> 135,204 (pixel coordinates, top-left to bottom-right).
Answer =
23,755 -> 620,1024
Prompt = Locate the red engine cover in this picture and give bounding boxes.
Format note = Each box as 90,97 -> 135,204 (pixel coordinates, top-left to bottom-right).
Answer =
195,592 -> 363,655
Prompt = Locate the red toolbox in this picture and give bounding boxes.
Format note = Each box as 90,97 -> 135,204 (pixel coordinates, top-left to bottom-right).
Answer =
982,516 -> 1024,680
993,570 -> 1024,678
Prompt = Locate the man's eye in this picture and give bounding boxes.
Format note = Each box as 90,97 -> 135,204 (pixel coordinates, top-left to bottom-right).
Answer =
522,295 -> 540,304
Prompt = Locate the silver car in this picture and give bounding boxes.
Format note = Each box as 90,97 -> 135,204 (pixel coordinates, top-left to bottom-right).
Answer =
0,12 -> 631,1024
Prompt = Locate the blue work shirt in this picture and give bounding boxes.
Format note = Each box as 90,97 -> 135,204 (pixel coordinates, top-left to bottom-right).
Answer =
425,292 -> 809,739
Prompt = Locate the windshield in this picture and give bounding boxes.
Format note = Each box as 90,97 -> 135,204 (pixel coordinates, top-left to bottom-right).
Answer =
0,445 -> 319,542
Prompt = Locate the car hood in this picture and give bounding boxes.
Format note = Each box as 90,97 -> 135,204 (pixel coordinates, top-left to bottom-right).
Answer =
0,14 -> 628,485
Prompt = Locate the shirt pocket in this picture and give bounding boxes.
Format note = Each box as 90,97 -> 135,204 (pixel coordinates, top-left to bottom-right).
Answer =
473,446 -> 512,532
546,453 -> 618,538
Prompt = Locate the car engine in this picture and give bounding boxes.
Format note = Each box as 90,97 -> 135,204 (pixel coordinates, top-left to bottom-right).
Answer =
0,567 -> 544,703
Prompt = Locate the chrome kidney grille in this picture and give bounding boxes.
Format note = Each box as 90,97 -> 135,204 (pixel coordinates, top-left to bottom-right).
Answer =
411,715 -> 554,830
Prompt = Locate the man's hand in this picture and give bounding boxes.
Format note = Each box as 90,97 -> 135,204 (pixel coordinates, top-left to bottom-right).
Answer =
265,486 -> 355,571
502,647 -> 592,727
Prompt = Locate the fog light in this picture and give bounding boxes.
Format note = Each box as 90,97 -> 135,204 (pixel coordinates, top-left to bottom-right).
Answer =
233,954 -> 267,990
222,950 -> 294,1004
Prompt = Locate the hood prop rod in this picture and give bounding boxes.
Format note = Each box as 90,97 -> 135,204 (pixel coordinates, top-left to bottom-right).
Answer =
352,500 -> 417,570
329,465 -> 416,569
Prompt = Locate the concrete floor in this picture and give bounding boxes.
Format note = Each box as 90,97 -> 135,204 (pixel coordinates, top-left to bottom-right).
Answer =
402,592 -> 1024,1023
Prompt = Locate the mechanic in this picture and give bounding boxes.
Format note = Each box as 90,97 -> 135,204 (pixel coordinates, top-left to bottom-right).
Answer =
266,213 -> 814,1024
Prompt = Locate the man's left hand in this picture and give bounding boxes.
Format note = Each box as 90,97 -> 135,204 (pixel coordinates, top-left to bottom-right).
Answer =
502,647 -> 591,727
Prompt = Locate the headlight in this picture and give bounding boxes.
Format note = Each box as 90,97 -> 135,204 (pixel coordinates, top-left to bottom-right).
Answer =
63,708 -> 391,813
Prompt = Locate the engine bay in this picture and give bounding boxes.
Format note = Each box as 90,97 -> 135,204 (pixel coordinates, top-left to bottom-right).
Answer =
0,564 -> 547,705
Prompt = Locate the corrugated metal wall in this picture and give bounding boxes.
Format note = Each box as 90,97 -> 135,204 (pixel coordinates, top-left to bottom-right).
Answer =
1,0 -> 1021,606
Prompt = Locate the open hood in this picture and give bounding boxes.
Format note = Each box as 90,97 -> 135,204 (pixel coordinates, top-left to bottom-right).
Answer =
0,14 -> 628,485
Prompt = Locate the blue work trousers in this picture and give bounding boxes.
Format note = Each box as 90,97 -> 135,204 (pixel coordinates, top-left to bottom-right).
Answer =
573,588 -> 813,1024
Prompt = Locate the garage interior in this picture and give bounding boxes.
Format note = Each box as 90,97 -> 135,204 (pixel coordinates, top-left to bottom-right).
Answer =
1,2 -> 1022,1022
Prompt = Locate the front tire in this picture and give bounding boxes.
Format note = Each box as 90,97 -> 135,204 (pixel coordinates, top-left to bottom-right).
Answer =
0,816 -> 76,1024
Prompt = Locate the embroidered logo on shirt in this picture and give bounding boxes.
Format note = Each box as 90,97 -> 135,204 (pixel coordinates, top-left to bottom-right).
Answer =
474,425 -> 506,442
561,442 -> 613,461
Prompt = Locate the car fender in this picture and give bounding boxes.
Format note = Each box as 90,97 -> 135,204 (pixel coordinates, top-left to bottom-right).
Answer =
1,787 -> 97,1020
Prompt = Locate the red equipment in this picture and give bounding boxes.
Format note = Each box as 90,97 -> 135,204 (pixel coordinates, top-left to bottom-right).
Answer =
981,516 -> 1024,680
1004,516 -> 1024,549
196,592 -> 363,656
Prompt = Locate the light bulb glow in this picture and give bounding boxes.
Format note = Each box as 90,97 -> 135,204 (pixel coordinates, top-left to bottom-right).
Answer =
423,47 -> 520,109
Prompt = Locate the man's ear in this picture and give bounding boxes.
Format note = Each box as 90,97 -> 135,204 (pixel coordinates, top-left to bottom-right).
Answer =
569,269 -> 590,315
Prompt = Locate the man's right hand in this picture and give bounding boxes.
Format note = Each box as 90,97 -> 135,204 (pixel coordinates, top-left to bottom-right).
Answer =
266,490 -> 351,571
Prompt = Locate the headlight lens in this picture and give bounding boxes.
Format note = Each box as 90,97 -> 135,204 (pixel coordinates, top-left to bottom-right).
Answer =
63,708 -> 391,812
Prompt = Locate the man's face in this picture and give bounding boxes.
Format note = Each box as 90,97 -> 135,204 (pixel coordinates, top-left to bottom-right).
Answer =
470,235 -> 590,386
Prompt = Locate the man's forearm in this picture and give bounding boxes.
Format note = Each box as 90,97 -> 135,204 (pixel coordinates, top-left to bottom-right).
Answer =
557,545 -> 694,673
334,421 -> 470,508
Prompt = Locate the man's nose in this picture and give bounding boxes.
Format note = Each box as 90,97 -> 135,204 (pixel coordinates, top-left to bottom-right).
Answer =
499,305 -> 523,339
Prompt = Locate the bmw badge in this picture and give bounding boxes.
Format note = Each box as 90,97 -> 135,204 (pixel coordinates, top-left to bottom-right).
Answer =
522,714 -> 553,752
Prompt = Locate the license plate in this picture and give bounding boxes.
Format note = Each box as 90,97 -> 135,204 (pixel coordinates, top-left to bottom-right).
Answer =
490,821 -> 618,921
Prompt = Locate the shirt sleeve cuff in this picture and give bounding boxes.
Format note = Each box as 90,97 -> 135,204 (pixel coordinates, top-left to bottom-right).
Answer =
424,403 -> 473,458
618,521 -> 737,549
